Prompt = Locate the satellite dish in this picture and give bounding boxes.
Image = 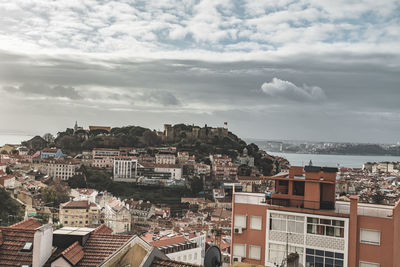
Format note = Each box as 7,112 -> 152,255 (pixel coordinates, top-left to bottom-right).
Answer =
204,246 -> 222,267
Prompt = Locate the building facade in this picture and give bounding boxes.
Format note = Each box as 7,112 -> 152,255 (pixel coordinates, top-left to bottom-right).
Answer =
113,157 -> 138,181
41,159 -> 81,181
231,165 -> 400,267
59,200 -> 100,227
156,154 -> 177,165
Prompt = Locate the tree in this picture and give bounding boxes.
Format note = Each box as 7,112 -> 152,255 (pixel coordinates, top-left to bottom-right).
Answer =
190,177 -> 204,195
0,187 -> 23,225
68,174 -> 87,189
143,130 -> 161,146
5,166 -> 12,174
41,178 -> 70,207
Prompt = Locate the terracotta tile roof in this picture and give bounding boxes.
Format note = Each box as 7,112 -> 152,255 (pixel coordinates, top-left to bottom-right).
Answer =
62,200 -> 92,208
0,218 -> 40,266
77,233 -> 133,266
9,217 -> 41,230
151,257 -> 202,267
150,236 -> 188,248
92,224 -> 113,235
61,241 -> 84,265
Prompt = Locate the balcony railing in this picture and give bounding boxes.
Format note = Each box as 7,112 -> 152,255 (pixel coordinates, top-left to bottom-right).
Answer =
266,197 -> 335,210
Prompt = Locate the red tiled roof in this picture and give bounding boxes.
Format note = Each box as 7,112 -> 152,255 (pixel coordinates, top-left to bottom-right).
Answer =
92,224 -> 113,235
0,218 -> 40,266
62,200 -> 92,208
151,257 -> 202,267
150,236 -> 188,248
9,218 -> 41,230
77,233 -> 133,267
61,241 -> 84,265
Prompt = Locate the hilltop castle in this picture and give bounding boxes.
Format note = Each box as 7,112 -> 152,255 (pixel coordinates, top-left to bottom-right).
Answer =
161,124 -> 229,142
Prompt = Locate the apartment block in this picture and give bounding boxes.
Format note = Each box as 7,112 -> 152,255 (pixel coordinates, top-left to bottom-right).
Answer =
59,200 -> 100,227
156,153 -> 177,165
113,156 -> 138,181
231,165 -> 400,267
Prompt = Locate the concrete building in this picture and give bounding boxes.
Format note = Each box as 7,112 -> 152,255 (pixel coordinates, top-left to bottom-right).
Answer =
59,200 -> 100,227
92,148 -> 120,168
211,154 -> 238,180
156,154 -> 177,165
231,165 -> 400,267
151,235 -> 202,265
113,156 -> 138,181
154,164 -> 182,180
103,198 -> 132,234
41,158 -> 81,181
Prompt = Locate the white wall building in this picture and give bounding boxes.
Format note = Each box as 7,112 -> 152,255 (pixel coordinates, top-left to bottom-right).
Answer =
113,157 -> 138,181
42,159 -> 81,181
155,164 -> 182,180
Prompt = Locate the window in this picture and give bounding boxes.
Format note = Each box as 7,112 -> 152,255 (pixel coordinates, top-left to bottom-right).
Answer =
306,248 -> 344,267
270,213 -> 304,234
360,262 -> 380,267
360,229 -> 380,245
249,245 -> 261,260
250,216 -> 262,230
269,243 -> 303,264
233,244 -> 246,257
234,215 -> 247,228
307,217 -> 344,238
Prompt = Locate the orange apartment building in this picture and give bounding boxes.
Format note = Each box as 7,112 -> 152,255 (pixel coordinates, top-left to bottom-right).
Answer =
231,165 -> 400,267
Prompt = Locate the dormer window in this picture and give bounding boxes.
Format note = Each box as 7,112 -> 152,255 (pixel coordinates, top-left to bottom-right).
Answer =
21,242 -> 33,252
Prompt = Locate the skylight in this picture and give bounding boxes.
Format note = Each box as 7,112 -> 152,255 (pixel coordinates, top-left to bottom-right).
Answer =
21,242 -> 33,252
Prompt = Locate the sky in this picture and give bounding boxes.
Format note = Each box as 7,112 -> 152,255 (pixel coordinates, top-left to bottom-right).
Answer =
0,0 -> 400,143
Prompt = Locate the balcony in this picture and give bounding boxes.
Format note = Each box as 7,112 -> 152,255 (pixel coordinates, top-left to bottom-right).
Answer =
266,197 -> 335,210
234,193 -> 335,211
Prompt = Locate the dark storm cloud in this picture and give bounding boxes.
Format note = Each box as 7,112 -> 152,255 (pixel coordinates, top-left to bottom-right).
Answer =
3,83 -> 82,100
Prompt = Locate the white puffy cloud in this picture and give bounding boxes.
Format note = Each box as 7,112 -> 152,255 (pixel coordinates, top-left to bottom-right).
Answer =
261,78 -> 326,102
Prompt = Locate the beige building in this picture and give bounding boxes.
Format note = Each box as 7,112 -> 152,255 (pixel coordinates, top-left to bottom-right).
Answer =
156,153 -> 176,165
59,200 -> 100,227
41,158 -> 81,181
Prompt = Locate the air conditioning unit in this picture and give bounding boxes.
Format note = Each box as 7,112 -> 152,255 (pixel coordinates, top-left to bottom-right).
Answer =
234,227 -> 242,234
233,256 -> 242,262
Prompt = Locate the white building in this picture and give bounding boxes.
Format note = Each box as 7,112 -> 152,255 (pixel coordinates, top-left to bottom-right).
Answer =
102,198 -> 131,234
70,188 -> 98,203
155,164 -> 182,180
41,159 -> 81,181
156,154 -> 176,165
151,235 -> 202,265
113,157 -> 138,181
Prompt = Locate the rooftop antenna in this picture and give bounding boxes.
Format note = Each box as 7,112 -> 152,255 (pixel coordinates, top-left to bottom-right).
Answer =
204,246 -> 222,267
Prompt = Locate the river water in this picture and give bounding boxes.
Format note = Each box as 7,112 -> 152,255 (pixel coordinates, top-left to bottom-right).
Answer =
268,152 -> 400,168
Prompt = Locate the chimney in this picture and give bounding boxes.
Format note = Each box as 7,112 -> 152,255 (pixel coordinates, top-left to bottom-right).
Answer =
32,224 -> 53,267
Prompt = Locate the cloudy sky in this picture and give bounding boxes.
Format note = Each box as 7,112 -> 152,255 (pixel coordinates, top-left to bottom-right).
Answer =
1,0 -> 399,143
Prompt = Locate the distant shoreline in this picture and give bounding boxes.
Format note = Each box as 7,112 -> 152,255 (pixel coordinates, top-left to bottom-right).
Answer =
268,151 -> 400,157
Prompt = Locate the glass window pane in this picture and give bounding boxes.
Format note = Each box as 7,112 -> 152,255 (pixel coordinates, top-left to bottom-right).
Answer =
335,253 -> 344,259
325,251 -> 334,258
326,226 -> 335,236
315,250 -> 324,256
306,248 -> 314,255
